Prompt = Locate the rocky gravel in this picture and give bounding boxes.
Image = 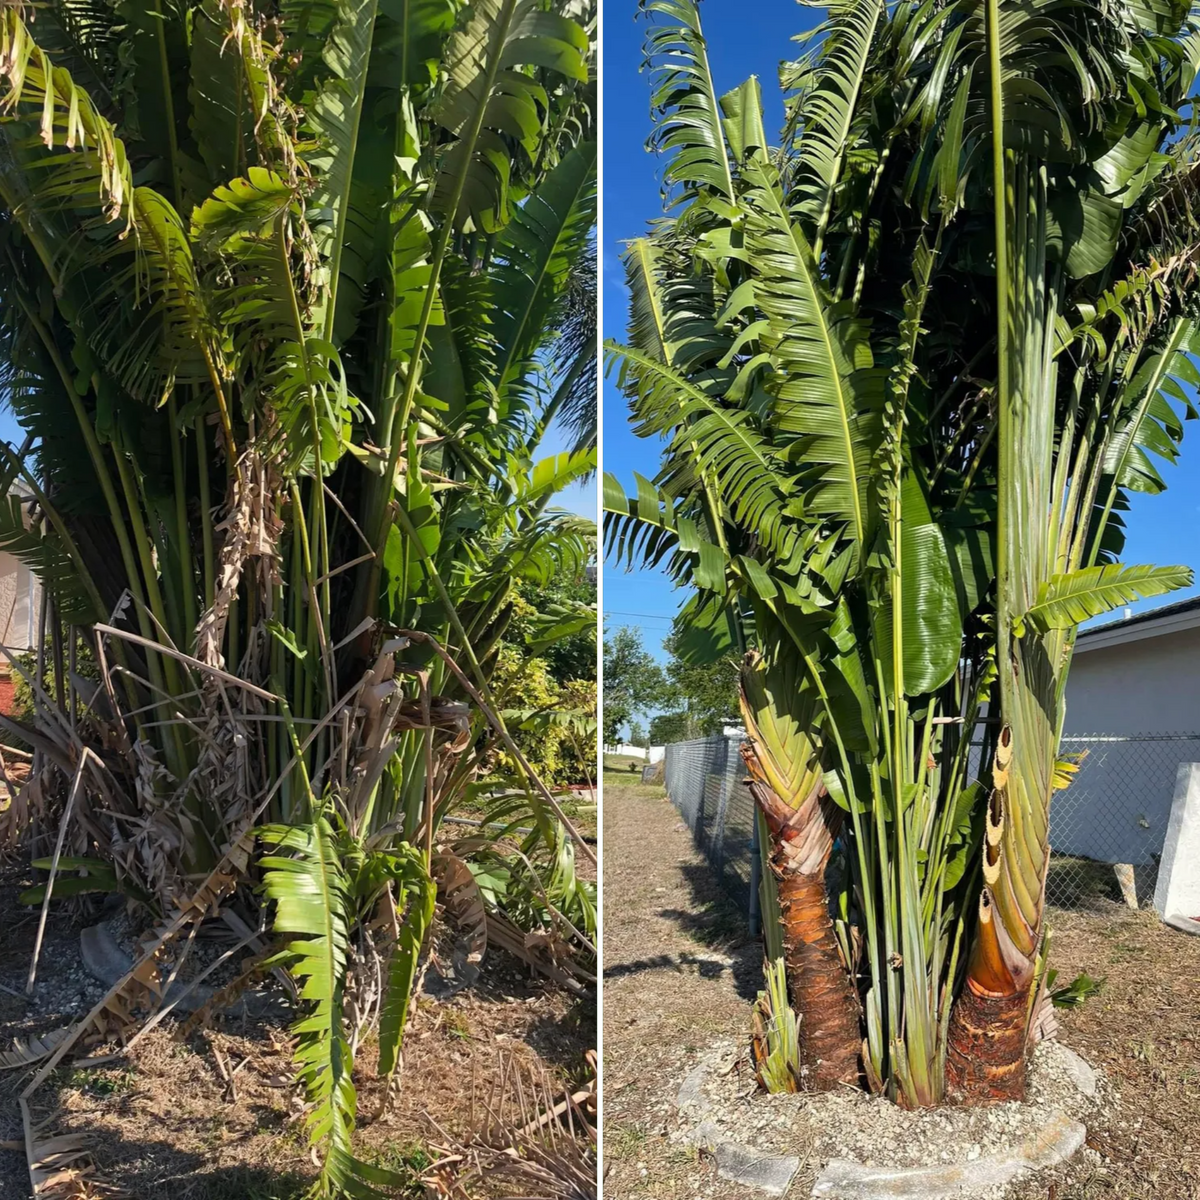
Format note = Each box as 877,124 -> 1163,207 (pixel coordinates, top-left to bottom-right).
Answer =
671,1037 -> 1106,1191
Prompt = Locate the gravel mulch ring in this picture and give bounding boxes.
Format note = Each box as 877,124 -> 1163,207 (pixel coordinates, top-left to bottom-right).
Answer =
0,862 -> 595,1200
670,1037 -> 1104,1174
601,780 -> 1200,1200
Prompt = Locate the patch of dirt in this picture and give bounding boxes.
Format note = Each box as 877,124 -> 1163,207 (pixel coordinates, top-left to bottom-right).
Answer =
601,781 -> 761,1200
600,781 -> 1200,1200
0,862 -> 595,1199
1036,905 -> 1200,1199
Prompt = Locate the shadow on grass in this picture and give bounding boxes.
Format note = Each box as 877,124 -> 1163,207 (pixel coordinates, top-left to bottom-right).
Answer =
84,1135 -> 312,1200
1046,854 -> 1159,911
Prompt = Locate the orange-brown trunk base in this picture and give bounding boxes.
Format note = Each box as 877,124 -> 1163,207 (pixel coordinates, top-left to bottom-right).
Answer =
945,979 -> 1028,1103
776,868 -> 863,1091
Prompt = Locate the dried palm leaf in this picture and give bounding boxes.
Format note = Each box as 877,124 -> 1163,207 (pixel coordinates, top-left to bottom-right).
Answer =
19,1098 -> 126,1199
22,830 -> 254,1097
425,1052 -> 596,1200
432,850 -> 487,989
0,1028 -> 73,1072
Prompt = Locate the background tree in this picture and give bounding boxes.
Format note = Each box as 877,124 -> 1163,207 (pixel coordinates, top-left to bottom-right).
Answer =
655,626 -> 738,738
649,711 -> 689,744
602,625 -> 666,742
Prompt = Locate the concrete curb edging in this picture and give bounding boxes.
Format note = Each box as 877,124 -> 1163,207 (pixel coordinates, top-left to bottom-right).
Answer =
673,1050 -> 1094,1198
810,1110 -> 1086,1199
685,1119 -> 801,1196
676,1061 -> 803,1195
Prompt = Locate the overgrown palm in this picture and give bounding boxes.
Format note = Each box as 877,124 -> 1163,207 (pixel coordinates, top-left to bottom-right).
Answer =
0,0 -> 595,1191
607,0 -> 1199,1106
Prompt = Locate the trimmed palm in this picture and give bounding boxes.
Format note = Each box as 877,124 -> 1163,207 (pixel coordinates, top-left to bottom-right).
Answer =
607,0 -> 1199,1105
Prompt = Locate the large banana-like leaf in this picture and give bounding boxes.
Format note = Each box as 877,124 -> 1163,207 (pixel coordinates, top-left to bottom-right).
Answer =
261,820 -> 416,1198
898,473 -> 962,697
518,448 -> 597,503
672,590 -> 739,666
260,818 -> 358,1188
305,0 -> 381,339
640,0 -> 735,204
739,146 -> 882,574
1019,562 -> 1193,635
377,852 -> 436,1078
602,470 -> 686,575
0,489 -> 102,625
622,238 -> 671,361
188,0 -> 260,186
492,140 -> 597,409
1102,316 -> 1199,495
610,343 -> 796,560
114,0 -> 195,205
0,9 -> 134,222
430,0 -> 589,233
787,0 -> 885,248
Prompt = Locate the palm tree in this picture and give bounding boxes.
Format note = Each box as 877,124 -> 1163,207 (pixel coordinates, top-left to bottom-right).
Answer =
0,0 -> 596,1191
606,0 -> 1199,1106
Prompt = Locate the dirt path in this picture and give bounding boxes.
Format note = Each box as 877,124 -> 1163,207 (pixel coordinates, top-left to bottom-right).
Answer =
601,778 -> 760,1200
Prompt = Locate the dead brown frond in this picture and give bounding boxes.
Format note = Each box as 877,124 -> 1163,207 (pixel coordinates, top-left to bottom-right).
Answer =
19,1097 -> 127,1199
424,1052 -> 597,1200
0,1027 -> 73,1072
195,449 -> 282,673
431,850 -> 487,991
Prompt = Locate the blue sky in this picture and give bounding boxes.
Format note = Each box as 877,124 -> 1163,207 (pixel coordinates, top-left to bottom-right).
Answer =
601,0 -> 1200,664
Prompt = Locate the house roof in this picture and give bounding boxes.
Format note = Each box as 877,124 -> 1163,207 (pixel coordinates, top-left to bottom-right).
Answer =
1074,594 -> 1200,654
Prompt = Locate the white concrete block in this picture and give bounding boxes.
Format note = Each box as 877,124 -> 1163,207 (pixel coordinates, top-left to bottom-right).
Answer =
1154,761 -> 1200,929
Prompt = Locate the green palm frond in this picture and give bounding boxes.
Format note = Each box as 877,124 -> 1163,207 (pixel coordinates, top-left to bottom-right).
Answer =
0,8 -> 134,222
609,342 -> 797,560
1019,562 -> 1193,635
602,471 -> 687,576
0,489 -> 102,626
739,146 -> 882,574
1101,316 -> 1200,497
261,818 -> 415,1198
640,0 -> 735,204
493,140 -> 597,415
430,0 -> 589,234
785,0 -> 885,251
304,0 -> 383,340
376,850 -> 436,1079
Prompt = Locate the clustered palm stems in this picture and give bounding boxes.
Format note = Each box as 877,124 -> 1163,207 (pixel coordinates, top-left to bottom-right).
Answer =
0,0 -> 597,1192
606,0 -> 1200,1107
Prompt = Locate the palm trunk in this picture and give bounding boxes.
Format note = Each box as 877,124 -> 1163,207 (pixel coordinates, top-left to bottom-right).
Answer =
945,891 -> 1034,1102
743,746 -> 862,1091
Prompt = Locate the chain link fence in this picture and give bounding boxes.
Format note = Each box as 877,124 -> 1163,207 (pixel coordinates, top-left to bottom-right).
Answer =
663,731 -> 1200,923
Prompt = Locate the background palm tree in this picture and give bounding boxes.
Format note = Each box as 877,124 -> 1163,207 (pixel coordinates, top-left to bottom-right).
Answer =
0,0 -> 597,1191
606,0 -> 1200,1106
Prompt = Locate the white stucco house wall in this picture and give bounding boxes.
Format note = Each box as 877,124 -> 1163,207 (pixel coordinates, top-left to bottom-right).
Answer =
0,547 -> 40,655
1065,599 -> 1200,736
0,484 -> 42,715
1052,598 -> 1200,866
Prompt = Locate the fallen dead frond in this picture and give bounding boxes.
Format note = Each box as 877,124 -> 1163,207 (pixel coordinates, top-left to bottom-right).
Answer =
0,1028 -> 73,1072
19,1097 -> 127,1199
424,1052 -> 596,1200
